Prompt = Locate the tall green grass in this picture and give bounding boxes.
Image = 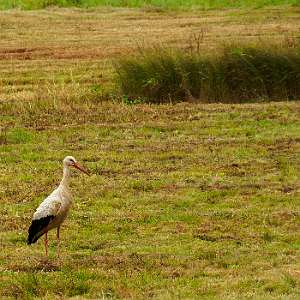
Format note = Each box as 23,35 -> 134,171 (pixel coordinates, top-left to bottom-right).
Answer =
1,0 -> 299,10
115,45 -> 300,103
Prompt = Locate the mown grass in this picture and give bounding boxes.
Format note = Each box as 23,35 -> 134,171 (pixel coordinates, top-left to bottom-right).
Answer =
116,44 -> 300,103
1,5 -> 300,299
1,0 -> 299,10
1,6 -> 299,105
1,101 -> 300,299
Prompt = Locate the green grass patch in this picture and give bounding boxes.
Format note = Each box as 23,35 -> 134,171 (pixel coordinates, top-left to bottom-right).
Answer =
10,128 -> 33,143
115,45 -> 300,103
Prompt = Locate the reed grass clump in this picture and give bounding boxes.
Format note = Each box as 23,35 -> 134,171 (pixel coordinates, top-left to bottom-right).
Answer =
115,45 -> 300,103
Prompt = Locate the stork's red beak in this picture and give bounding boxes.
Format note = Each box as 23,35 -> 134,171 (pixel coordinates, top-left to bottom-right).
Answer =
73,162 -> 90,175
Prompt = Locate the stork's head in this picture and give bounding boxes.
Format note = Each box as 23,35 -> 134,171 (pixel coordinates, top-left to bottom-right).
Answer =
63,156 -> 89,175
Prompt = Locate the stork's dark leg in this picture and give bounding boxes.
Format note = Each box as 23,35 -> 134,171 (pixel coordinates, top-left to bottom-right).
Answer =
57,226 -> 60,258
44,232 -> 48,257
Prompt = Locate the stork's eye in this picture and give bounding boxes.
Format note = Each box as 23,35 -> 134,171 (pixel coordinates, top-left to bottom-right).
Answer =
70,159 -> 75,163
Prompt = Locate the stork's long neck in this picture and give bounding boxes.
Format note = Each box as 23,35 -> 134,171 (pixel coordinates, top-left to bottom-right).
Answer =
60,165 -> 71,188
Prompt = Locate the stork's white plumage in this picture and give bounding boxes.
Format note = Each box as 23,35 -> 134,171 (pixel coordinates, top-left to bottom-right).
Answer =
27,156 -> 89,257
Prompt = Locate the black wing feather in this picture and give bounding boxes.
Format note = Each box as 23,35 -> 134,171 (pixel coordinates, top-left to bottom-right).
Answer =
27,216 -> 55,244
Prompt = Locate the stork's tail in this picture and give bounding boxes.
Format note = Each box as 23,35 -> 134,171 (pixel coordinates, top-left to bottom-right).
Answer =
27,216 -> 54,244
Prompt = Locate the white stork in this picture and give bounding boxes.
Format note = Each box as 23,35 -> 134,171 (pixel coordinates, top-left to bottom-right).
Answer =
27,156 -> 89,257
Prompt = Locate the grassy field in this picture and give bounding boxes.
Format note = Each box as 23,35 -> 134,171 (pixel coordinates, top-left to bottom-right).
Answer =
0,6 -> 299,104
2,101 -> 300,299
1,0 -> 299,10
1,4 -> 300,300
